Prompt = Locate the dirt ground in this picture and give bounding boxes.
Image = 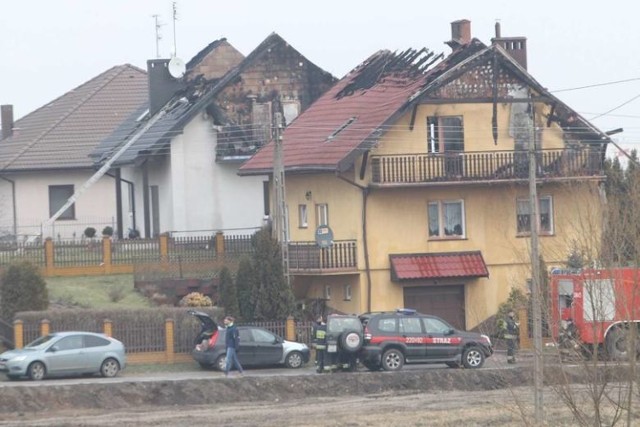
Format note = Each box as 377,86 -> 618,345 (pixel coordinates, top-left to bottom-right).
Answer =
0,365 -> 638,426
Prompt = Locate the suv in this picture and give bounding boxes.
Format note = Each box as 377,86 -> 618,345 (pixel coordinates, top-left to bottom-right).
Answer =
359,309 -> 493,371
324,314 -> 364,372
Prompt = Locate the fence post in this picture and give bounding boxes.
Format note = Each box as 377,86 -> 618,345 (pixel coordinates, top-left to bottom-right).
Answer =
215,231 -> 225,255
40,319 -> 50,336
165,318 -> 175,364
518,308 -> 531,350
103,319 -> 113,337
285,316 -> 295,341
159,233 -> 169,262
44,238 -> 54,276
102,236 -> 112,273
13,320 -> 23,349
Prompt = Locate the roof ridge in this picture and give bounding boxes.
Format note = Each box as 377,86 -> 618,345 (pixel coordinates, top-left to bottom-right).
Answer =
0,65 -> 138,172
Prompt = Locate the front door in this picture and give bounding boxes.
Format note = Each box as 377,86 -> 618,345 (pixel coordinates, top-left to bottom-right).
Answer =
399,317 -> 426,360
251,328 -> 283,365
46,335 -> 85,374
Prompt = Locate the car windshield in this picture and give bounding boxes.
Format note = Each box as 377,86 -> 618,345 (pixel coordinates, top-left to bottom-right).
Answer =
328,317 -> 361,333
25,334 -> 57,348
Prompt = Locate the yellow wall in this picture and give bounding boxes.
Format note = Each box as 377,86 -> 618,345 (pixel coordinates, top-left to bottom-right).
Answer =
285,101 -> 603,329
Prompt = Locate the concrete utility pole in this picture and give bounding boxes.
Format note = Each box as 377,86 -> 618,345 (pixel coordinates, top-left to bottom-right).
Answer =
528,99 -> 544,423
272,112 -> 290,285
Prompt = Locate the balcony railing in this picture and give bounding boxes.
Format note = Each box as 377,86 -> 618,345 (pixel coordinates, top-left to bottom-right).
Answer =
288,240 -> 357,273
215,123 -> 270,163
371,148 -> 604,185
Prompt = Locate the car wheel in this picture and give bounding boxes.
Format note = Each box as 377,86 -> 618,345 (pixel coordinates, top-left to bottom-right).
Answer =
216,354 -> 227,371
462,346 -> 485,369
100,358 -> 120,378
606,327 -> 632,361
285,351 -> 304,369
28,361 -> 46,381
381,348 -> 404,371
446,362 -> 461,369
339,330 -> 363,353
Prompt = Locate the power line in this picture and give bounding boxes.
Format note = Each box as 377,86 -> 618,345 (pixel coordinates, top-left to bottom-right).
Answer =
551,77 -> 640,93
589,93 -> 640,121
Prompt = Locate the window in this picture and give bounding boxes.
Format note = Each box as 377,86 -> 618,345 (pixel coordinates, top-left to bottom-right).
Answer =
324,285 -> 331,300
316,203 -> 329,227
53,335 -> 83,351
252,328 -> 276,343
423,317 -> 452,334
517,196 -> 553,234
84,335 -> 110,348
377,318 -> 397,333
343,284 -> 352,301
49,185 -> 75,220
298,204 -> 308,228
428,200 -> 465,238
399,317 -> 422,334
427,116 -> 464,153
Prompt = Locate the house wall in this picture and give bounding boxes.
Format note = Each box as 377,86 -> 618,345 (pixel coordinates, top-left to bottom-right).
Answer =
286,101 -> 603,329
0,170 -> 118,239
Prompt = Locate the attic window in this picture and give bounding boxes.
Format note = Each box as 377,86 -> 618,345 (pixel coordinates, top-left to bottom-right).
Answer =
326,117 -> 357,142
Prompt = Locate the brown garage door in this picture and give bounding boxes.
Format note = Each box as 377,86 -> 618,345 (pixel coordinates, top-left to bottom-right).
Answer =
403,285 -> 465,330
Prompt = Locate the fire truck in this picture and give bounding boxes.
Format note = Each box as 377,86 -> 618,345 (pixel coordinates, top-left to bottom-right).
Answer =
550,268 -> 640,360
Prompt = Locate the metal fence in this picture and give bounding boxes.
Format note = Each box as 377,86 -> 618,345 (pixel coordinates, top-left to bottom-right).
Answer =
0,241 -> 45,266
112,238 -> 161,264
53,239 -> 103,266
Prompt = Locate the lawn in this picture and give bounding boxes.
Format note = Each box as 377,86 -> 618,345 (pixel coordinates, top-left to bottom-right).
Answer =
46,274 -> 151,309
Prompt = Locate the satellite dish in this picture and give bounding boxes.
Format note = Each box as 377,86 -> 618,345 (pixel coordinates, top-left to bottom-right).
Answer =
168,57 -> 186,79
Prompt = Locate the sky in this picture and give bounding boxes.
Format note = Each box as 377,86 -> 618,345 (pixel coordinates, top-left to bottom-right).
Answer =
1,0 -> 639,156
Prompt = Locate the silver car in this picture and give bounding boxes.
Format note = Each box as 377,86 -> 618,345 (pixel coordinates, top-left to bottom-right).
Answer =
0,331 -> 126,380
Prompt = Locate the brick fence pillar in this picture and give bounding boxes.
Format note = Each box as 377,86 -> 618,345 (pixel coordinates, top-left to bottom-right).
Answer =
40,319 -> 50,336
44,238 -> 54,276
165,318 -> 175,364
13,320 -> 23,349
159,233 -> 169,262
215,231 -> 225,255
103,319 -> 113,337
285,316 -> 295,341
518,307 -> 531,350
102,236 -> 112,273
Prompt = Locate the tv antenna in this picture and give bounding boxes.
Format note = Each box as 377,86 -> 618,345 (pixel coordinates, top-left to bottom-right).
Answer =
172,1 -> 178,57
151,14 -> 164,58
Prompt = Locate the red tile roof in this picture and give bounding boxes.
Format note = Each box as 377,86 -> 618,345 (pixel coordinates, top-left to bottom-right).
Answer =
389,251 -> 488,280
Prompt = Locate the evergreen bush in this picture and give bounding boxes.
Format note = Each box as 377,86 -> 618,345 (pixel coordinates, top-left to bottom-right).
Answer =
0,261 -> 49,320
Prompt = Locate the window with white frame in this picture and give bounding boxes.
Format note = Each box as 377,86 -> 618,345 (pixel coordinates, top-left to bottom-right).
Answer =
517,196 -> 553,234
427,116 -> 464,153
428,200 -> 465,238
316,203 -> 329,227
324,285 -> 331,300
298,204 -> 308,228
343,284 -> 352,301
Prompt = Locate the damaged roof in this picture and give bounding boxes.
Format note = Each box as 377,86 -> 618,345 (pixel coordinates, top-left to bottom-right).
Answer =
92,33 -> 335,167
0,65 -> 147,172
239,38 -> 611,176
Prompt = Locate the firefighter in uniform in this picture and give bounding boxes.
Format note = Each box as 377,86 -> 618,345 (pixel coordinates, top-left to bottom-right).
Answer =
312,315 -> 327,373
504,310 -> 520,364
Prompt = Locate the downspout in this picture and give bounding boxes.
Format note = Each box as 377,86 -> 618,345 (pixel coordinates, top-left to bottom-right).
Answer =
0,175 -> 17,237
105,171 -> 137,239
336,172 -> 373,313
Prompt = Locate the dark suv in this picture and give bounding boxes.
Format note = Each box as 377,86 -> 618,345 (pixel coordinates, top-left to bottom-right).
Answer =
324,314 -> 364,371
359,309 -> 493,371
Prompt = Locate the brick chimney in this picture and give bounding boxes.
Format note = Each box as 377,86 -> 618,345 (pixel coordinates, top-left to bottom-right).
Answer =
491,22 -> 528,70
1,105 -> 14,139
446,19 -> 471,49
147,59 -> 185,116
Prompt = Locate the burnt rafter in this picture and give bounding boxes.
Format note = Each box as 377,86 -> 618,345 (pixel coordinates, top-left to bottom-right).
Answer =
336,48 -> 443,99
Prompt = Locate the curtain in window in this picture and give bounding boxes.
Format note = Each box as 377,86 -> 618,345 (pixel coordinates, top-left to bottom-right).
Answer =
428,203 -> 439,236
443,202 -> 462,236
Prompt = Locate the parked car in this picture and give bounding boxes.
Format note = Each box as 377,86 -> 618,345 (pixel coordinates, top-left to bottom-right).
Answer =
189,311 -> 310,371
359,309 -> 493,371
0,331 -> 126,380
324,313 -> 364,372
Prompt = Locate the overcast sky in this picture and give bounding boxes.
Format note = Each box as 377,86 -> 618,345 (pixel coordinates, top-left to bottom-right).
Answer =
1,0 -> 639,154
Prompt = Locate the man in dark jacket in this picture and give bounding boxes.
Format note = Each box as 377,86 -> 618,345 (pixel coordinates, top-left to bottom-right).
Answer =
223,316 -> 244,377
504,311 -> 520,364
312,315 -> 327,373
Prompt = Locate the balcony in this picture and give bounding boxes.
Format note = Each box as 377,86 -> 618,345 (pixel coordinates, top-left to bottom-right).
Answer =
288,240 -> 358,274
370,148 -> 604,186
215,123 -> 270,163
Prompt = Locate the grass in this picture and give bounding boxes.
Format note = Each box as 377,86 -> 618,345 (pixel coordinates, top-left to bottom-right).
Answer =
124,362 -> 200,375
46,274 -> 151,309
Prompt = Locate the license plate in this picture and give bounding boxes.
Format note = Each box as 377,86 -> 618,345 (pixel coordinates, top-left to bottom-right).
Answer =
327,344 -> 337,353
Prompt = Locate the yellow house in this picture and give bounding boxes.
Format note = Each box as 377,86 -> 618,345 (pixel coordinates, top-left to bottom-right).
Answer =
240,20 -> 609,330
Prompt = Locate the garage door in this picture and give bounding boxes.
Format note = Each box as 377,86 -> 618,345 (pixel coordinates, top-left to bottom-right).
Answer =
403,285 -> 465,330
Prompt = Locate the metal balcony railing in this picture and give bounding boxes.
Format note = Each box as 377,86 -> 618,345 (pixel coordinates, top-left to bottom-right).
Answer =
215,123 -> 270,162
370,148 -> 604,185
288,240 -> 357,273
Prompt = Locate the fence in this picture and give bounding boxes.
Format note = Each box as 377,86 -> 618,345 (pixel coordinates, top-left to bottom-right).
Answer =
12,314 -> 314,365
0,232 -> 254,277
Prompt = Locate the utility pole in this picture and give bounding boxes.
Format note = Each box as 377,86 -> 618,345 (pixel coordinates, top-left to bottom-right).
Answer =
272,112 -> 290,285
528,99 -> 544,423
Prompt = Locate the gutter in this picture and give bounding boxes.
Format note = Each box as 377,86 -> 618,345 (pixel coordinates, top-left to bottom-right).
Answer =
0,175 -> 17,237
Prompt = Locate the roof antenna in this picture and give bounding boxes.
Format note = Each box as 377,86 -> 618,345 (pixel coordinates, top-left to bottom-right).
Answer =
151,14 -> 164,58
172,1 -> 178,57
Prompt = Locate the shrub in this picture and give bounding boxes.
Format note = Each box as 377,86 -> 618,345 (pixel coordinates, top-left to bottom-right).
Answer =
84,227 -> 97,238
108,287 -> 126,303
179,292 -> 213,307
0,261 -> 49,319
102,226 -> 114,237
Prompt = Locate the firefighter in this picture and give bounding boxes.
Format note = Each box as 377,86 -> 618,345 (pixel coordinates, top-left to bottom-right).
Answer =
312,315 -> 327,373
504,310 -> 520,364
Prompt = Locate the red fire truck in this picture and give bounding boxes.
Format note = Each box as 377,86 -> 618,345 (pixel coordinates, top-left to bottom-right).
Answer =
550,268 -> 640,360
